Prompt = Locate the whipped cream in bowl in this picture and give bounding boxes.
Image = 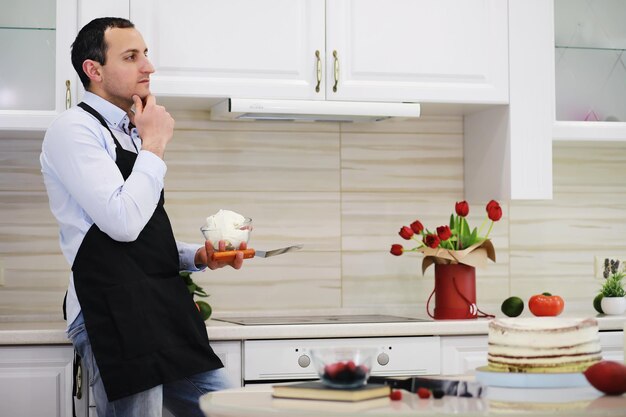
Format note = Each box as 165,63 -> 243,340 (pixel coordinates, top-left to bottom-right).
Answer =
201,209 -> 252,250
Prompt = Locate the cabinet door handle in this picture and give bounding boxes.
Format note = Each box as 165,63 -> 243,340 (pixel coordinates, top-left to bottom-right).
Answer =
332,50 -> 339,92
65,80 -> 72,109
315,50 -> 322,93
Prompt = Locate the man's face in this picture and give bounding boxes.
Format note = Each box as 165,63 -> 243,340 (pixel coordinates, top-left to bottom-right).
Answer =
98,27 -> 154,109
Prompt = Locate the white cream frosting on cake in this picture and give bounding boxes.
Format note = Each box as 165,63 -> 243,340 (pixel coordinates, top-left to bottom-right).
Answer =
487,317 -> 601,373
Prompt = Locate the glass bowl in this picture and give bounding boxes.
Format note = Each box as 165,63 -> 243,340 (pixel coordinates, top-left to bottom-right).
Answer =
309,347 -> 377,389
200,217 -> 252,250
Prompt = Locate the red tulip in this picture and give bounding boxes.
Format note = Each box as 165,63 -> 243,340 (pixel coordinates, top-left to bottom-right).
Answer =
486,200 -> 500,212
423,234 -> 440,249
410,220 -> 424,234
455,201 -> 469,217
436,225 -> 452,241
390,244 -> 403,256
398,226 -> 414,240
487,205 -> 502,221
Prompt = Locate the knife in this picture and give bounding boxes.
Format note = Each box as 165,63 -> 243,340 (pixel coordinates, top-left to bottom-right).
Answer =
211,245 -> 303,262
368,375 -> 485,398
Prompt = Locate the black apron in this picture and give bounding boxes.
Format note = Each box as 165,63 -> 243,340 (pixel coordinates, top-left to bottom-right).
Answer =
71,102 -> 222,401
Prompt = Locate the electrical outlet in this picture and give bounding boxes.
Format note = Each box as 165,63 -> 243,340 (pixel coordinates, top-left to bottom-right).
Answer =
594,256 -> 626,279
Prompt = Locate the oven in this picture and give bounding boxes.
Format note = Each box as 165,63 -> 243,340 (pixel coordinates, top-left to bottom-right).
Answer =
213,314 -> 440,386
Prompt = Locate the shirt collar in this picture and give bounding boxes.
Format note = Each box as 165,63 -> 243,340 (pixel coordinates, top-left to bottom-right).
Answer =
82,92 -> 132,132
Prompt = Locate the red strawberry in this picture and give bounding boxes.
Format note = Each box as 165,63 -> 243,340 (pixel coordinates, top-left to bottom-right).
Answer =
323,362 -> 346,379
389,390 -> 402,401
584,361 -> 626,395
346,360 -> 357,372
417,387 -> 431,399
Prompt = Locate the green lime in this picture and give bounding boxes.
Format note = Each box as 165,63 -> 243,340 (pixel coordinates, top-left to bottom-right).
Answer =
196,300 -> 212,321
501,296 -> 524,317
593,293 -> 604,314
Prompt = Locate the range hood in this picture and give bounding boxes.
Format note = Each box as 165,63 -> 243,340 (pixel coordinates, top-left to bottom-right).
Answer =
210,98 -> 421,122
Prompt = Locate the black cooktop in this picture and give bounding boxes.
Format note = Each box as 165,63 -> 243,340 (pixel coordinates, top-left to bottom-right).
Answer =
212,314 -> 429,325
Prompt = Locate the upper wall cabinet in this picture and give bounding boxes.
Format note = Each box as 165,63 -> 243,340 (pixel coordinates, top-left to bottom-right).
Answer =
326,0 -> 508,103
129,0 -> 508,105
78,0 -> 129,25
552,0 -> 626,141
130,0 -> 325,100
465,0 -> 554,200
0,0 -> 78,132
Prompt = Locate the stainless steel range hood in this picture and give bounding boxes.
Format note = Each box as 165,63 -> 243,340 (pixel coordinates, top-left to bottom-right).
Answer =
210,98 -> 421,122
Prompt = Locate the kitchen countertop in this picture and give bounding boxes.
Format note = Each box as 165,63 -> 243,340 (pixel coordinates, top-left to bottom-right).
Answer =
1,306 -> 625,346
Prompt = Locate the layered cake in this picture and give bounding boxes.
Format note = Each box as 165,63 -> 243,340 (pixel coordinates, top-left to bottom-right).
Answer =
487,317 -> 601,373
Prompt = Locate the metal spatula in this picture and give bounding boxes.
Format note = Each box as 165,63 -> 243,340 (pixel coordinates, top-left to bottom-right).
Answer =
211,245 -> 303,262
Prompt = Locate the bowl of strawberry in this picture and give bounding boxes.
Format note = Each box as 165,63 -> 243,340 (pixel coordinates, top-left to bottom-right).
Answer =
310,347 -> 376,389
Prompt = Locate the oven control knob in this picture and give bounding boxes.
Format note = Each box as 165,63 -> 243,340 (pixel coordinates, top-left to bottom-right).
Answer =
377,352 -> 389,366
298,354 -> 311,368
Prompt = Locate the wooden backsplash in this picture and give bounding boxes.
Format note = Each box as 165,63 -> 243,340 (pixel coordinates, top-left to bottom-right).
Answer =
1,112 -> 625,320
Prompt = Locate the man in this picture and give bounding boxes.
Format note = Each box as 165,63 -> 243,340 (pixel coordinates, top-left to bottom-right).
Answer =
40,17 -> 245,417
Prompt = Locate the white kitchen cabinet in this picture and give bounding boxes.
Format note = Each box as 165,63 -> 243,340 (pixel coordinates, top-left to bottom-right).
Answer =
440,335 -> 489,375
129,0 -> 508,105
0,345 -> 75,417
326,0 -> 508,104
0,0 -> 78,132
599,331 -> 625,363
77,0 -> 129,24
464,0 -> 554,200
211,340 -> 243,387
130,0 -> 325,100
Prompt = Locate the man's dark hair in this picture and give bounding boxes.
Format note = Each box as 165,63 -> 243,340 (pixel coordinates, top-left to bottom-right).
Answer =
71,17 -> 135,89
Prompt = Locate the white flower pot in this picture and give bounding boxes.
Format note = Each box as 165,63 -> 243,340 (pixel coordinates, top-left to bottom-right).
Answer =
601,296 -> 626,315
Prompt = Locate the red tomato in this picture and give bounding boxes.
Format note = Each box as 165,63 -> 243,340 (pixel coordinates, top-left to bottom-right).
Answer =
528,292 -> 564,316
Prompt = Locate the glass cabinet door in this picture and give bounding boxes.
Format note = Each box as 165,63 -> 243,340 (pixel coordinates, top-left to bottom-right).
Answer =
0,0 -> 57,111
0,0 -> 77,132
554,0 -> 626,124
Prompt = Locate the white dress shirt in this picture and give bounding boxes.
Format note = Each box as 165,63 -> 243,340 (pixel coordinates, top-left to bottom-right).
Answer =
40,92 -> 202,328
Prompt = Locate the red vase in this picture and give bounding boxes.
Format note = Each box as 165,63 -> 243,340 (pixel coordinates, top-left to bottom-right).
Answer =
430,263 -> 477,320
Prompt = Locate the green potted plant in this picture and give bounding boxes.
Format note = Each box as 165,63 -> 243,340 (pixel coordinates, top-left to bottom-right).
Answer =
599,259 -> 626,315
180,271 -> 212,320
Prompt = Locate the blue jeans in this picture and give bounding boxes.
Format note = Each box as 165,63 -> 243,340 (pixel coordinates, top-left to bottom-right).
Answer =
67,313 -> 232,417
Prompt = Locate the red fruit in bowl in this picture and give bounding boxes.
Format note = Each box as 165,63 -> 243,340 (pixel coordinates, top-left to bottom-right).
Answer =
322,360 -> 368,386
324,362 -> 345,379
584,361 -> 626,395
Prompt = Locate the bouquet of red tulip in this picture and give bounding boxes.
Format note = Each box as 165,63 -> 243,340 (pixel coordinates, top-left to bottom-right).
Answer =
390,200 -> 502,273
